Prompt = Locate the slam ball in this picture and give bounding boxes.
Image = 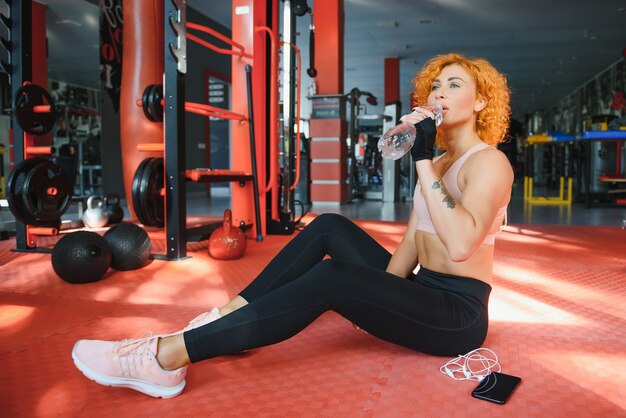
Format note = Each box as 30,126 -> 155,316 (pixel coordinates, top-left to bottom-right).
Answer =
51,231 -> 112,284
103,223 -> 151,271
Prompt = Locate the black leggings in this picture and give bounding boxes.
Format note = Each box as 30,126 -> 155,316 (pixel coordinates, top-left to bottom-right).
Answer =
184,213 -> 492,361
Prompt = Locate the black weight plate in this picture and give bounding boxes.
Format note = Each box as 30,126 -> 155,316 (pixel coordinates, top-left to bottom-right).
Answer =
151,158 -> 165,227
140,84 -> 164,123
141,84 -> 154,122
21,160 -> 73,225
148,84 -> 163,122
7,158 -> 47,224
14,83 -> 57,136
132,158 -> 153,225
137,158 -> 155,226
139,157 -> 164,227
146,85 -> 157,122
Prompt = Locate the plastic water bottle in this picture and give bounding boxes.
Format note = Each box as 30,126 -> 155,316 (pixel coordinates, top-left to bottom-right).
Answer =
377,104 -> 443,160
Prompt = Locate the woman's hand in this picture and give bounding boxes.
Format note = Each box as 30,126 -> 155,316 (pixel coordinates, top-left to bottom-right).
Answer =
400,107 -> 439,162
399,106 -> 437,125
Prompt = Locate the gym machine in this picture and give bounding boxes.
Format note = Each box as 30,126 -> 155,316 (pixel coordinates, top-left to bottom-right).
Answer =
576,130 -> 626,207
266,0 -> 315,234
523,133 -> 574,206
345,87 -> 378,201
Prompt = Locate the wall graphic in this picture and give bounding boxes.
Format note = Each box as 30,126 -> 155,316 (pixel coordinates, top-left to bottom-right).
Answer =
100,0 -> 123,112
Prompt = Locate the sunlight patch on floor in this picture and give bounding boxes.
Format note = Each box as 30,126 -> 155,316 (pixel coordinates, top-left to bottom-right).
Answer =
0,304 -> 36,330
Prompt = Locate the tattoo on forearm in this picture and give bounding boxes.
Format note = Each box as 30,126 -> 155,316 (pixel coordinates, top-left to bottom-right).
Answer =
432,179 -> 456,209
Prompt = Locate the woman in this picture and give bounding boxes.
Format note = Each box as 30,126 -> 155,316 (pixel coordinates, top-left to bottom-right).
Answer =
72,53 -> 513,399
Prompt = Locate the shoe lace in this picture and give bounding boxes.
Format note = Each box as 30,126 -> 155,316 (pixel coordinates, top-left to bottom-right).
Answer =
112,332 -> 155,377
113,332 -> 154,355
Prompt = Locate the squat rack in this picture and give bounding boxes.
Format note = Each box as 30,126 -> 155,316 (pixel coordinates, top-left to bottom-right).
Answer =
150,0 -> 265,260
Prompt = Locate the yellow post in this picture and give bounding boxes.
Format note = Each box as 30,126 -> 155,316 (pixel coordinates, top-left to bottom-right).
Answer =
567,177 -> 573,203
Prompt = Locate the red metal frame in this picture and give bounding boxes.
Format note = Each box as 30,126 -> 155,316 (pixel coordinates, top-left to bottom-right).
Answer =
384,57 -> 400,104
255,26 -> 278,199
21,98 -> 53,249
312,0 -> 344,95
229,0 -> 276,233
185,102 -> 246,120
186,22 -> 253,59
134,98 -> 246,121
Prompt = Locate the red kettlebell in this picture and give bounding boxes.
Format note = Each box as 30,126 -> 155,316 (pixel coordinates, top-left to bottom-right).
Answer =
208,209 -> 247,260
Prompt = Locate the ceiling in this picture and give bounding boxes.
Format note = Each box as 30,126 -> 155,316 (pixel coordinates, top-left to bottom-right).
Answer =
41,0 -> 626,122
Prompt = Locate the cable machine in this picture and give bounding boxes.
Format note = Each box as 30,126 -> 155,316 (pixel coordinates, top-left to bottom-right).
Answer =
345,87 -> 378,200
268,0 -> 315,234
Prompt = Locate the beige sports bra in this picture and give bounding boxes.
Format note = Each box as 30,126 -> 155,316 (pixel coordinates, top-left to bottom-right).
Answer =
412,142 -> 507,246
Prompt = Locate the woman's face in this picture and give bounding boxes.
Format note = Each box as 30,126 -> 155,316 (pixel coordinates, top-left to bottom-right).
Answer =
427,64 -> 484,127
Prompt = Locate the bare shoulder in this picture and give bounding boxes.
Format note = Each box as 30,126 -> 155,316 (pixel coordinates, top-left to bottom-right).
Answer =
458,146 -> 513,196
465,146 -> 513,178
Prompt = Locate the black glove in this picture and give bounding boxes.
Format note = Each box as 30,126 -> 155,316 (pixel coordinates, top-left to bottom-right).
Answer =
410,117 -> 437,161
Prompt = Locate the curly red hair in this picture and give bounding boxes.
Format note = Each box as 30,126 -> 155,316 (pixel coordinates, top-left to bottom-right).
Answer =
412,53 -> 511,149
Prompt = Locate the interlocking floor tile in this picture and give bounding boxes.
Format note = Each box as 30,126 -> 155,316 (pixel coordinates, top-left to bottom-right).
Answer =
1,222 -> 624,417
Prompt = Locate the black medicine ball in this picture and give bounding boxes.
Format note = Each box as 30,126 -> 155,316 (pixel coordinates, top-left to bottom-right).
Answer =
51,231 -> 112,284
103,223 -> 152,271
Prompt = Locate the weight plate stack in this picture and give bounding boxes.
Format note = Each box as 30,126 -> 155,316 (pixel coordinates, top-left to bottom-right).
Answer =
141,84 -> 164,122
132,158 -> 152,226
7,158 -> 73,225
132,157 -> 165,227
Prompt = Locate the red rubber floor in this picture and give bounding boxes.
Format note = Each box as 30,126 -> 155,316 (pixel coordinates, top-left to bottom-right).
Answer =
1,220 -> 625,417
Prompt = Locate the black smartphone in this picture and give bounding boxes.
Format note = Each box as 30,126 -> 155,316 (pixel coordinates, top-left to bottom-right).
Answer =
471,372 -> 521,405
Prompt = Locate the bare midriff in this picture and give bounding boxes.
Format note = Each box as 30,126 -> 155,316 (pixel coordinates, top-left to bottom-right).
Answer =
415,231 -> 493,286
413,212 -> 506,287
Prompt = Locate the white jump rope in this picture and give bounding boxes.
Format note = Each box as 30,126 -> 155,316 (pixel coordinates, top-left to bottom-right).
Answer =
440,348 -> 501,382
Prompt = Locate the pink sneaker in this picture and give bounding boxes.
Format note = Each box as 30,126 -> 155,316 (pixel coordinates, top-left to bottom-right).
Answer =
180,307 -> 222,333
72,334 -> 187,399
